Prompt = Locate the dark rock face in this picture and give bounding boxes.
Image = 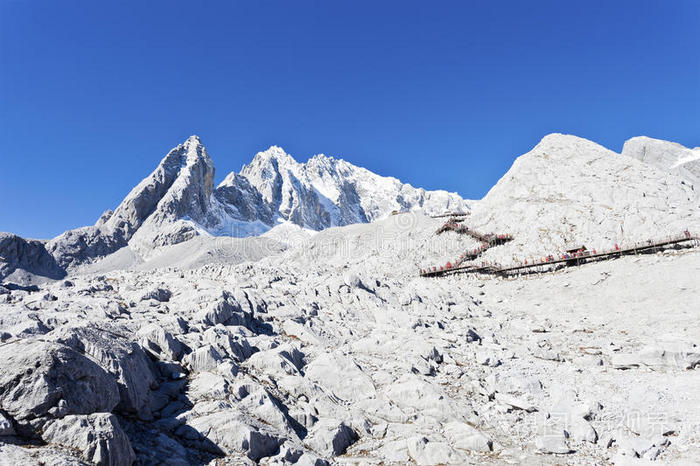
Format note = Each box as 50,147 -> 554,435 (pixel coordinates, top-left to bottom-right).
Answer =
44,226 -> 127,270
213,173 -> 275,225
0,233 -> 66,281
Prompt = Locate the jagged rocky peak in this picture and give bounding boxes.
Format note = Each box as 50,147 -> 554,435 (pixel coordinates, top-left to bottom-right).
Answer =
98,134 -> 214,236
237,145 -> 298,205
46,135 -> 217,268
245,145 -> 299,169
115,135 -> 218,250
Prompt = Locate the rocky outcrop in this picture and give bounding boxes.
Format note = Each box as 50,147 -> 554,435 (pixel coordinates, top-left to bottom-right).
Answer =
0,340 -> 120,430
46,135 -> 216,268
50,325 -> 158,420
42,414 -> 135,466
622,136 -> 700,187
0,233 -> 65,281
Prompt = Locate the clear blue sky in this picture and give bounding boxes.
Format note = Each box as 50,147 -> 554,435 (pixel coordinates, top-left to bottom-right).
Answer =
1,1 -> 698,239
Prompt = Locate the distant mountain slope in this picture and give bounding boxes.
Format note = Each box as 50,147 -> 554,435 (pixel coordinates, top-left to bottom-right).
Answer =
467,133 -> 700,261
622,136 -> 700,187
0,233 -> 65,283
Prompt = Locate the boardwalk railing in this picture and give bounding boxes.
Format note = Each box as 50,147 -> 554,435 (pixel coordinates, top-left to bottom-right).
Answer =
420,231 -> 699,278
430,212 -> 470,219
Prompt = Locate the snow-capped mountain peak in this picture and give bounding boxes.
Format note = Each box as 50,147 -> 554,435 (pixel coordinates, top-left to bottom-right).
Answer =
242,145 -> 300,176
216,145 -> 471,233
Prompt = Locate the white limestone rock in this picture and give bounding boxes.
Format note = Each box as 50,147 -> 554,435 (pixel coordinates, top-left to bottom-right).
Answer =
185,410 -> 282,461
137,323 -> 183,361
182,344 -> 224,373
443,421 -> 493,452
50,325 -> 157,420
534,433 -> 572,454
305,419 -> 358,457
622,136 -> 700,186
0,443 -> 90,465
383,374 -> 461,424
613,344 -> 700,371
304,352 -> 376,402
0,340 -> 119,424
42,414 -> 135,466
406,436 -> 465,464
139,287 -> 172,302
197,290 -> 251,328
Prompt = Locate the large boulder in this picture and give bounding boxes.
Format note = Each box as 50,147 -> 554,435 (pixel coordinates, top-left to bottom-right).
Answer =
196,291 -> 252,328
50,325 -> 157,420
305,419 -> 358,457
42,414 -> 135,466
184,410 -> 282,461
182,345 -> 224,373
0,340 -> 119,425
137,324 -> 183,361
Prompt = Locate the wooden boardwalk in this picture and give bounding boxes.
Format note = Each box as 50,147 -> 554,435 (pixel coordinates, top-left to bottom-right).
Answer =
435,219 -> 513,245
420,232 -> 699,278
430,212 -> 470,219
